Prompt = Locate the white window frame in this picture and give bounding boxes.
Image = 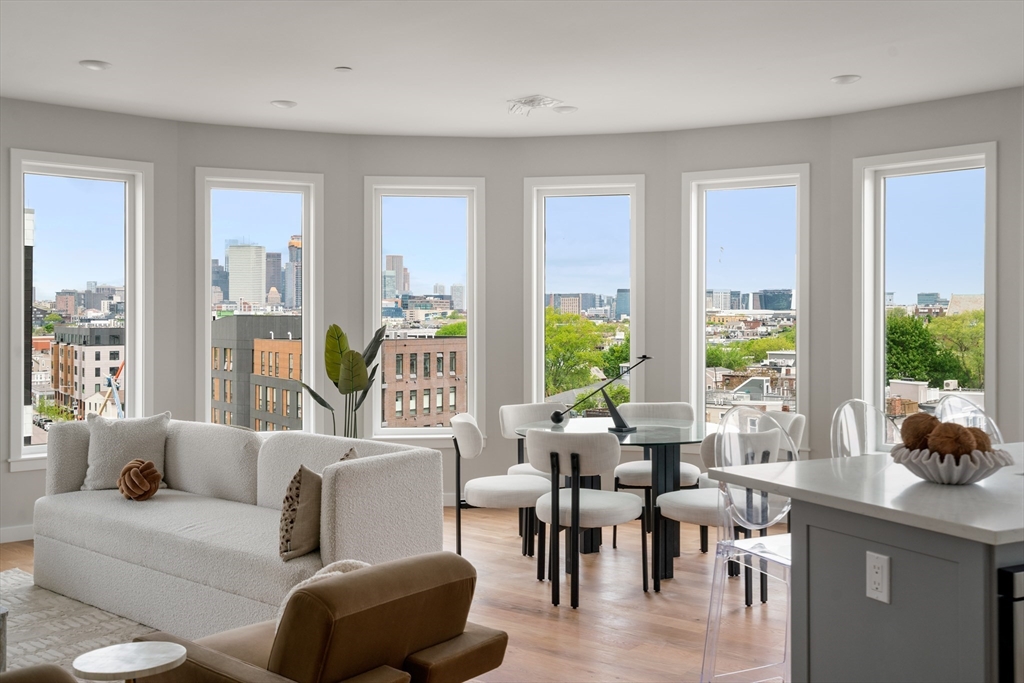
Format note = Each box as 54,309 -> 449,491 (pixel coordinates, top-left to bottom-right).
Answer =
853,143 -> 997,426
682,164 -> 810,446
524,175 -> 646,404
7,149 -> 154,471
195,168 -> 325,433
364,177 -> 486,442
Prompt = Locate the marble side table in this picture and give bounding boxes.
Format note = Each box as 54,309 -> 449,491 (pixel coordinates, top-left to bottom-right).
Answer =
72,641 -> 186,682
0,605 -> 7,672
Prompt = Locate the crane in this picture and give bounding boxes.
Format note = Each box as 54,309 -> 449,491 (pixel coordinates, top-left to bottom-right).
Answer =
99,360 -> 125,419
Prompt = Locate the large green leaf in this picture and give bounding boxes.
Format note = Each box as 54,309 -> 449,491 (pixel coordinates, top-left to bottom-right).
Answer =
337,349 -> 368,394
362,325 -> 386,367
324,324 -> 349,385
295,380 -> 335,413
354,365 -> 378,412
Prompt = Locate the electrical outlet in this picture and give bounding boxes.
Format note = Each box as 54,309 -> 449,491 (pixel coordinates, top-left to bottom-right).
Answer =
866,551 -> 890,604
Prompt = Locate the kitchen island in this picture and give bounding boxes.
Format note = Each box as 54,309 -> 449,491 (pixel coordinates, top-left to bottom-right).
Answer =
710,443 -> 1024,683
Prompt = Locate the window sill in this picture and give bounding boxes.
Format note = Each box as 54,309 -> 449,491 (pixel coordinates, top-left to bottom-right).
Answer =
9,455 -> 47,472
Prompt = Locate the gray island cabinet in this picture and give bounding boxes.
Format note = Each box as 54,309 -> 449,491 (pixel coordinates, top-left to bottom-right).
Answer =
711,443 -> 1024,683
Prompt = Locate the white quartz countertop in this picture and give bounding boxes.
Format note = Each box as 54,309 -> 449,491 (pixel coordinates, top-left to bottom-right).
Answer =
709,442 -> 1024,545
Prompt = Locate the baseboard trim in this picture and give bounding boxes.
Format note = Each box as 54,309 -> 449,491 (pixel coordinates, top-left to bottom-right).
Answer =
0,524 -> 34,543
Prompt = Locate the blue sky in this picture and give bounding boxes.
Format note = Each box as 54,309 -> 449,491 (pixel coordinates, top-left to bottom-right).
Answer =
884,168 -> 985,305
26,169 -> 985,307
705,185 -> 796,293
545,194 -> 631,295
211,188 -> 303,265
25,174 -> 126,300
381,196 -> 467,294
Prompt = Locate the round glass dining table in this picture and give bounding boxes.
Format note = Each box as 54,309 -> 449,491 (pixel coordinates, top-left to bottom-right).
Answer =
515,416 -> 709,581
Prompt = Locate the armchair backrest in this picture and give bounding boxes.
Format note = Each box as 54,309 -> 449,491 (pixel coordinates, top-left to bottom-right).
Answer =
269,551 -> 476,683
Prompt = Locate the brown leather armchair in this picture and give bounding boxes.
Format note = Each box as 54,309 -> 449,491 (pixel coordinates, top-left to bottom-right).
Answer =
134,551 -> 507,683
0,664 -> 79,683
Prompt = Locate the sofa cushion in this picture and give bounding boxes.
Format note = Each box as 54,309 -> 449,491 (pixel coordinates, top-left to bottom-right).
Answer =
34,490 -> 322,606
164,421 -> 262,505
82,412 -> 170,490
258,432 -> 404,509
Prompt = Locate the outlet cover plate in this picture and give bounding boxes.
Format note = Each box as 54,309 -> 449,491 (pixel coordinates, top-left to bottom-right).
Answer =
866,551 -> 891,604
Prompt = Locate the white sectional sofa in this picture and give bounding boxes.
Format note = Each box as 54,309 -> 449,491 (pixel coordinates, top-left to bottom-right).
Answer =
33,419 -> 443,639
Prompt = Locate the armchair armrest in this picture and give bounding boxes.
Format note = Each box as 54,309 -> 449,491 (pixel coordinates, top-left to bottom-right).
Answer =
341,666 -> 411,683
320,448 -> 443,565
404,622 -> 508,683
45,421 -> 91,495
133,632 -> 295,683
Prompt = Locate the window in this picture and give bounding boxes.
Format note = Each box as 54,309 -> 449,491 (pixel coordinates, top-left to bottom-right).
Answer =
213,408 -> 220,423
367,177 -> 484,436
110,350 -> 119,361
395,391 -> 403,417
855,144 -> 996,443
9,150 -> 152,465
450,351 -> 457,374
225,379 -> 232,403
410,390 -> 418,417
198,168 -> 323,432
449,387 -> 457,412
225,348 -> 232,371
94,383 -> 100,394
396,354 -> 404,378
683,165 -> 808,435
283,390 -> 290,417
95,351 -> 101,361
95,368 -> 101,377
436,387 -> 443,409
224,411 -> 231,425
297,392 -> 302,419
213,347 -> 219,370
109,367 -> 117,377
212,378 -> 218,401
255,384 -> 262,410
422,390 -> 430,415
525,176 -> 644,406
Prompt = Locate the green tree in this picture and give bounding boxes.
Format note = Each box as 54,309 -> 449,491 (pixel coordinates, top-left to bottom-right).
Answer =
576,383 -> 631,411
601,331 -> 631,379
885,311 -> 969,388
435,321 -> 467,337
545,308 -> 603,396
43,312 -> 63,334
706,344 -> 749,371
928,310 -> 984,388
736,328 -> 795,364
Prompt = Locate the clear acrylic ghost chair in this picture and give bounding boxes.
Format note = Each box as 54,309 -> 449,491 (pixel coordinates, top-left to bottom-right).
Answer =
701,407 -> 798,683
934,395 -> 1004,443
451,413 -> 549,557
830,399 -> 890,458
611,402 -> 701,548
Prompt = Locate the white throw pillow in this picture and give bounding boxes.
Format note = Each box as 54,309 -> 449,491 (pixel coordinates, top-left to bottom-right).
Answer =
81,412 -> 171,491
276,559 -> 370,630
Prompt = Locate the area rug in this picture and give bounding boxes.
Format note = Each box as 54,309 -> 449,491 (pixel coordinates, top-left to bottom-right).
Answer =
0,568 -> 156,681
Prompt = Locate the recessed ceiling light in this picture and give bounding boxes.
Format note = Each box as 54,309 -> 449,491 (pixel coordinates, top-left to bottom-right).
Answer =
334,66 -> 353,72
79,60 -> 112,71
831,74 -> 861,85
553,105 -> 578,114
270,100 -> 298,109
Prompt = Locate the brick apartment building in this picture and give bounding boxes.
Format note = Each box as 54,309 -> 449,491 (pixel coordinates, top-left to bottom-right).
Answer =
50,325 -> 125,419
380,335 -> 468,428
251,336 -> 303,431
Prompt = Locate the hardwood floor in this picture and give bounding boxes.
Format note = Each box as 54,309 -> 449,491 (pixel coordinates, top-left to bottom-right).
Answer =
0,511 -> 787,681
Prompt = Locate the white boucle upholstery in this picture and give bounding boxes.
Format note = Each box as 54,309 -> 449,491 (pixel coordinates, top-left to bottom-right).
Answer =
536,489 -> 642,529
613,460 -> 701,487
525,430 -> 621,477
164,420 -> 262,504
616,402 -> 695,422
46,421 -> 92,494
656,488 -> 723,527
34,490 -> 321,605
82,412 -> 170,491
498,402 -> 567,440
465,475 -> 550,509
507,462 -> 551,479
320,447 -> 443,566
34,536 -> 277,640
257,431 -> 408,509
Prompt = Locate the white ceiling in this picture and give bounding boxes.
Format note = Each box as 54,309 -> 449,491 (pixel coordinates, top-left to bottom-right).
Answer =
1,1 -> 1021,138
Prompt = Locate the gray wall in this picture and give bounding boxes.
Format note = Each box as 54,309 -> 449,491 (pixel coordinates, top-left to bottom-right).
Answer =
2,88 -> 1022,538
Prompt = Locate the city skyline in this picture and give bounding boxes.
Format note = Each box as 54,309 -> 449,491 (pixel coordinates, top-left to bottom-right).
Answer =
381,196 -> 468,294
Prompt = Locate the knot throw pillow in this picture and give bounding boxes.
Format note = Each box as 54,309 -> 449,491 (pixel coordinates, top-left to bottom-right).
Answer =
118,459 -> 162,501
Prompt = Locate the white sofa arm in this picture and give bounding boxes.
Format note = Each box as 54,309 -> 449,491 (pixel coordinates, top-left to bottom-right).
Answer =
319,448 -> 443,566
45,421 -> 91,495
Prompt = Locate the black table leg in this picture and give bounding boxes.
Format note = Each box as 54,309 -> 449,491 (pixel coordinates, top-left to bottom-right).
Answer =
579,475 -> 602,553
651,443 -> 681,580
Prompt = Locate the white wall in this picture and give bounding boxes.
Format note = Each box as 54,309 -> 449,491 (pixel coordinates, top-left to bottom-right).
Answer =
2,88 -> 1021,539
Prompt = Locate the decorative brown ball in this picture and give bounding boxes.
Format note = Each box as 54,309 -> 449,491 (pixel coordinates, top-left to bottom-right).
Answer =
117,459 -> 162,501
927,423 -> 977,464
965,427 -> 992,453
900,413 -> 940,451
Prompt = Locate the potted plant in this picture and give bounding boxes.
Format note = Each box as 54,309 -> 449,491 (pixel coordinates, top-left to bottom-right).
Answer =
297,324 -> 385,438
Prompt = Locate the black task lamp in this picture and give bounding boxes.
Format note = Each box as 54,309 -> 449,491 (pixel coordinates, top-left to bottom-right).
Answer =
550,355 -> 651,433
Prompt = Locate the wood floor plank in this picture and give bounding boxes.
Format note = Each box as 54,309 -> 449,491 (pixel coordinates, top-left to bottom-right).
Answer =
0,511 -> 789,681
